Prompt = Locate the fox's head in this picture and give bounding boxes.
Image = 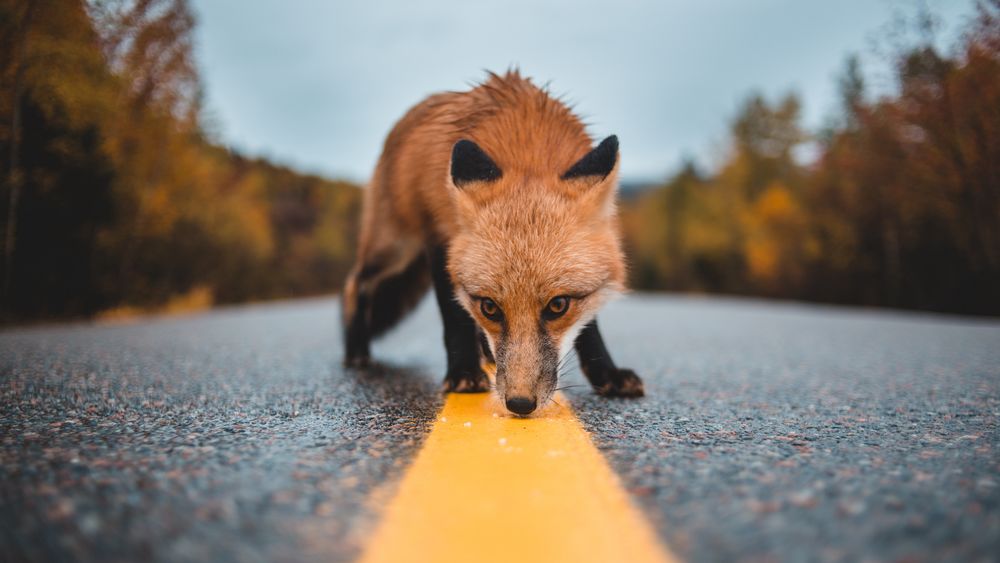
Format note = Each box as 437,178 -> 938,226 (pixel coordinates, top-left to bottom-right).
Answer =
446,136 -> 625,415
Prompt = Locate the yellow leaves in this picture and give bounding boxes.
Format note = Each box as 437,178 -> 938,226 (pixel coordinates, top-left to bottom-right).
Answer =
141,185 -> 178,235
685,186 -> 735,256
96,285 -> 213,324
625,193 -> 668,268
163,285 -> 214,314
624,162 -> 816,295
742,182 -> 812,288
744,241 -> 778,283
15,0 -> 116,129
2,0 -> 362,317
753,183 -> 796,224
88,0 -> 201,126
207,168 -> 275,261
313,195 -> 356,261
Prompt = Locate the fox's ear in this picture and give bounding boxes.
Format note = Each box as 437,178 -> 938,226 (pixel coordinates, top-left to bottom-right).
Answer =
451,140 -> 502,188
561,135 -> 618,182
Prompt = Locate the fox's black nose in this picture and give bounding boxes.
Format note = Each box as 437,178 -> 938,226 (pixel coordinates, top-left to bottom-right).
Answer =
505,396 -> 537,415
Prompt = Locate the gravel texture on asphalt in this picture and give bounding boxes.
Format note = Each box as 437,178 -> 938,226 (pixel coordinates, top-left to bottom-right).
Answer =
1,298 -> 442,562
2,294 -> 998,562
570,295 -> 1000,563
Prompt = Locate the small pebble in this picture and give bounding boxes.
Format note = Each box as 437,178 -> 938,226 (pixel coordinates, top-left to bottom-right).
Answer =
440,417 -> 447,423
463,421 -> 472,428
498,437 -> 507,446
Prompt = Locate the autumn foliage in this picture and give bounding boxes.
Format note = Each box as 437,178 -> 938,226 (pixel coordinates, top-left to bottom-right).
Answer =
625,2 -> 1000,315
0,0 -> 360,321
1,1 -> 998,321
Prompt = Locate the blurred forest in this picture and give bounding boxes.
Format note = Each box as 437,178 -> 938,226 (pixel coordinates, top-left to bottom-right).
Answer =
1,1 -> 998,322
624,2 -> 1000,315
0,0 -> 360,322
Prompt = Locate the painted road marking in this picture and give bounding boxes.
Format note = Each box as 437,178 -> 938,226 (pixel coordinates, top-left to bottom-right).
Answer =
360,392 -> 677,563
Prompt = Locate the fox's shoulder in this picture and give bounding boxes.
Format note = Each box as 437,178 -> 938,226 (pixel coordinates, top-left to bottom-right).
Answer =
382,71 -> 593,178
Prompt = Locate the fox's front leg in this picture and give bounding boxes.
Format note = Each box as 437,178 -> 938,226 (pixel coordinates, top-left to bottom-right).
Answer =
429,245 -> 491,393
574,319 -> 644,397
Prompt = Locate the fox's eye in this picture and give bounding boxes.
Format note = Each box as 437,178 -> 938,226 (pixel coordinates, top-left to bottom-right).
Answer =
480,298 -> 502,321
544,296 -> 570,320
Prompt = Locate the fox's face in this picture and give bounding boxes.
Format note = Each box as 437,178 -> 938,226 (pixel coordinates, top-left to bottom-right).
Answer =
447,137 -> 625,415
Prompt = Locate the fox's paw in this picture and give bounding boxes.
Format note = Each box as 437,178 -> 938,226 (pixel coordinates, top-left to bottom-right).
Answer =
344,354 -> 370,369
442,368 -> 491,394
595,368 -> 645,398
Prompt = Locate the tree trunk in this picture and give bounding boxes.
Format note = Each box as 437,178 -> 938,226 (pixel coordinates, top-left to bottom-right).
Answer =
3,3 -> 38,312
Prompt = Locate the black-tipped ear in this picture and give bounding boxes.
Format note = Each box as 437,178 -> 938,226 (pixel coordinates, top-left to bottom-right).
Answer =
561,135 -> 618,181
451,140 -> 502,188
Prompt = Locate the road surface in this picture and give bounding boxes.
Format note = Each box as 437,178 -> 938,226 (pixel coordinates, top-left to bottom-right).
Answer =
2,295 -> 998,562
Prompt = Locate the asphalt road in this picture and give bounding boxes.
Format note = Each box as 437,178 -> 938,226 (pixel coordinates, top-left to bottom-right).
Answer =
2,295 -> 998,562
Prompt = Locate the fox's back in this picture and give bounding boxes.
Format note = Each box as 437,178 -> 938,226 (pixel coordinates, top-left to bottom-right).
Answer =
366,71 -> 596,245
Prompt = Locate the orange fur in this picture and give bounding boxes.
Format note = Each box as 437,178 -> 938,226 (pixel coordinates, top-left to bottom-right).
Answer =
345,70 -> 629,411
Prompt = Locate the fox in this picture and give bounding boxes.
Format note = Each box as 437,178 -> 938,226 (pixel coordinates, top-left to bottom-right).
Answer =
342,70 -> 644,415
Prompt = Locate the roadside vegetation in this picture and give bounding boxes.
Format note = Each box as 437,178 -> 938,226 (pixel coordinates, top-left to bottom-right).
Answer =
0,0 -> 361,322
624,3 -> 1000,315
1,0 -> 997,321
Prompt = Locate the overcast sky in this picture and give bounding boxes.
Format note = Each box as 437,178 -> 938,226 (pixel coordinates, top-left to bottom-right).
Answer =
190,0 -> 974,183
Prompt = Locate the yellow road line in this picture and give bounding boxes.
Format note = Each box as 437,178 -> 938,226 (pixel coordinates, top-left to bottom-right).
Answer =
360,392 -> 677,563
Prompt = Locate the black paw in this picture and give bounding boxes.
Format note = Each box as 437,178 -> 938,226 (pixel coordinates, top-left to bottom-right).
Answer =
441,368 -> 491,393
595,368 -> 645,398
344,354 -> 370,369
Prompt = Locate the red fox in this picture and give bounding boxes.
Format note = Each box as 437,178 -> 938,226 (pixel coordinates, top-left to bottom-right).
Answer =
342,70 -> 643,415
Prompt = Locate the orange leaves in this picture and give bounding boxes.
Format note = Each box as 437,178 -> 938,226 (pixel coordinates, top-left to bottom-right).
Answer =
623,5 -> 999,313
1,0 -> 363,319
742,183 -> 813,289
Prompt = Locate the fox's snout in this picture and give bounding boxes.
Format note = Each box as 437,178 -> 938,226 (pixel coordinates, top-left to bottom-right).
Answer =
499,374 -> 552,415
497,367 -> 551,416
491,327 -> 561,416
504,396 -> 537,415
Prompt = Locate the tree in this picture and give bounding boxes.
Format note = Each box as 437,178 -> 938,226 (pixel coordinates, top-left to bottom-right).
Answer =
1,0 -> 117,316
1,1 -> 36,304
0,0 -> 363,322
625,4 -> 999,314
